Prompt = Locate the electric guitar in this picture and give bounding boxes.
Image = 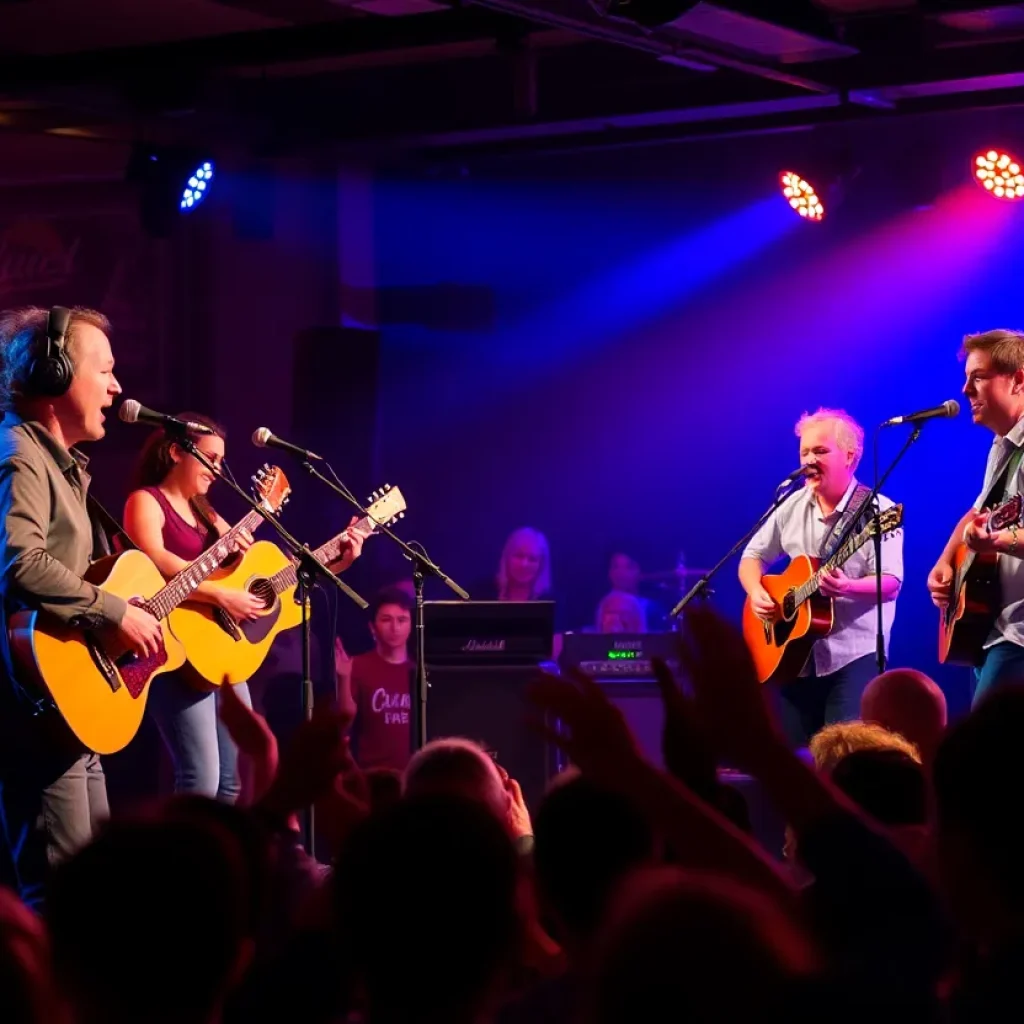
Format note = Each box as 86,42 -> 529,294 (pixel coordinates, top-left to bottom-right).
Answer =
742,504 -> 904,686
171,484 -> 407,689
938,494 -> 1024,666
7,466 -> 291,754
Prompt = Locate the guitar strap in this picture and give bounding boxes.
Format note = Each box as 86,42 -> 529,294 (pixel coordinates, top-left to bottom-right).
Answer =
819,483 -> 873,562
982,443 -> 1024,510
86,492 -> 139,557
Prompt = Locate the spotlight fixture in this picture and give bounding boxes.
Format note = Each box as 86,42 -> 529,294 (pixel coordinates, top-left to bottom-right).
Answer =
779,170 -> 825,222
777,151 -> 859,224
180,161 -> 214,212
126,144 -> 217,237
973,148 -> 1024,201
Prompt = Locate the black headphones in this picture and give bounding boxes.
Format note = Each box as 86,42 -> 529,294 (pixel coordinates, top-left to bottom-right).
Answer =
27,306 -> 75,398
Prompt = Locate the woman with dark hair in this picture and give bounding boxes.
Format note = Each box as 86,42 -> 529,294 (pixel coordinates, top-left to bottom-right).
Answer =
122,413 -> 262,803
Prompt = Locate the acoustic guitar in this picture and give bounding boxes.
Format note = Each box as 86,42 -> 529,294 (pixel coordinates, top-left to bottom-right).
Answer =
938,494 -> 1024,666
742,504 -> 904,686
7,466 -> 291,754
171,484 -> 407,689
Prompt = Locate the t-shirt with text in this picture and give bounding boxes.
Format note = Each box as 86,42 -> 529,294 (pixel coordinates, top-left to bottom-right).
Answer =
350,651 -> 413,771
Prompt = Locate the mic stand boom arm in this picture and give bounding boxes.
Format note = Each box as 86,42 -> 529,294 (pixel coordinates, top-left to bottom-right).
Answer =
297,459 -> 469,754
670,482 -> 800,619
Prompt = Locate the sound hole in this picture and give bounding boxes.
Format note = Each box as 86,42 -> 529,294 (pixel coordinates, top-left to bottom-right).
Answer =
772,616 -> 796,648
781,590 -> 797,620
248,578 -> 276,609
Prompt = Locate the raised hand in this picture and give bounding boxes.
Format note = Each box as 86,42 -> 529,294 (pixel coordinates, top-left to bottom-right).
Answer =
219,682 -> 278,802
676,605 -> 784,773
526,667 -> 644,789
652,656 -> 718,803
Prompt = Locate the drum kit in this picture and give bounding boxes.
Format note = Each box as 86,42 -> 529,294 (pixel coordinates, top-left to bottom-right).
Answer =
637,552 -> 712,630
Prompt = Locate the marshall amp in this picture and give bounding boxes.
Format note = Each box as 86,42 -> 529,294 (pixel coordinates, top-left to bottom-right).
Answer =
423,600 -> 556,665
422,601 -> 557,810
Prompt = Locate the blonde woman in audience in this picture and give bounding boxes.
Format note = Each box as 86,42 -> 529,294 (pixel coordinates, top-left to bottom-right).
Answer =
486,526 -> 559,655
494,526 -> 552,602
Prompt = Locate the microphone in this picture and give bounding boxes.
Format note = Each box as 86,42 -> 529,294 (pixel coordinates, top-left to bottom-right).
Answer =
119,400 -> 215,436
777,465 -> 814,489
252,427 -> 322,462
881,400 -> 960,428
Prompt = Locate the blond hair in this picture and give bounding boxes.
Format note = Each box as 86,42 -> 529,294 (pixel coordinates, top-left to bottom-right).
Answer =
496,526 -> 551,601
808,720 -> 920,775
794,407 -> 864,471
960,329 -> 1024,375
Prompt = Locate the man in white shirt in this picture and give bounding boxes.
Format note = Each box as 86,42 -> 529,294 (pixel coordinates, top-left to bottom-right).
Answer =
929,329 -> 1024,705
740,408 -> 904,747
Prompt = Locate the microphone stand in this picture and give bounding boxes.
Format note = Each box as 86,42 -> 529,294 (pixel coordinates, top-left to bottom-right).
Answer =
296,459 -> 469,755
175,437 -> 367,855
827,423 -> 921,675
670,477 -> 804,619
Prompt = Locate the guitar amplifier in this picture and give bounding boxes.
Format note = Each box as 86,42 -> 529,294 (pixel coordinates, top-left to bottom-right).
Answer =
422,601 -> 555,666
558,632 -> 682,682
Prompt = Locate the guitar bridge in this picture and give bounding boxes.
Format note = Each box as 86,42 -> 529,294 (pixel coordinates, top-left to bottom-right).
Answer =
85,633 -> 122,694
212,607 -> 243,642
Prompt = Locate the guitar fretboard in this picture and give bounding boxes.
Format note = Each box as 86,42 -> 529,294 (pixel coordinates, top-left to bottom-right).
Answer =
143,508 -> 267,621
268,513 -> 376,593
792,522 -> 878,609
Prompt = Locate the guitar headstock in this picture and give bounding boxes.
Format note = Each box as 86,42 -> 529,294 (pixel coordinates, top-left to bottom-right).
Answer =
252,464 -> 291,515
866,503 -> 904,538
364,484 -> 407,528
989,494 -> 1024,532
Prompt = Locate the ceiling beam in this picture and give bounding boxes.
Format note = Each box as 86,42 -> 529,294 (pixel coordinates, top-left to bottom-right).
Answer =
0,8 -> 534,91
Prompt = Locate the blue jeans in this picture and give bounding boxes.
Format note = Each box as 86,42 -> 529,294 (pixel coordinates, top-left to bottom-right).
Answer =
774,653 -> 879,749
973,640 -> 1024,708
148,672 -> 251,803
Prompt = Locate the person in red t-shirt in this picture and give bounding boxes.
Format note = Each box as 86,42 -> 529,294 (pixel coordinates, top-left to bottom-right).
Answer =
336,586 -> 413,771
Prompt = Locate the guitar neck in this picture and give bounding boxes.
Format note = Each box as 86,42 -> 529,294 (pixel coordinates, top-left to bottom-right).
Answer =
793,524 -> 875,608
269,512 -> 376,593
143,508 -> 266,621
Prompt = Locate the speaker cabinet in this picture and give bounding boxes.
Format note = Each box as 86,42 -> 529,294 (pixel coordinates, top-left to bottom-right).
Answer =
424,665 -> 556,812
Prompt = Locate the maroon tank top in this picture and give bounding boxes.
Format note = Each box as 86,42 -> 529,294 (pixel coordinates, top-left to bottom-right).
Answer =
141,486 -> 216,561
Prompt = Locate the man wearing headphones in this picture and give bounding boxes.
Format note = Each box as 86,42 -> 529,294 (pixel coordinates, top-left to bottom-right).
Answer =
0,305 -> 161,908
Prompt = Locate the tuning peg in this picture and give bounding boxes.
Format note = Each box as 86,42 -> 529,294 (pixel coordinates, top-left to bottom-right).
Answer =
383,483 -> 390,491
398,512 -> 405,519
